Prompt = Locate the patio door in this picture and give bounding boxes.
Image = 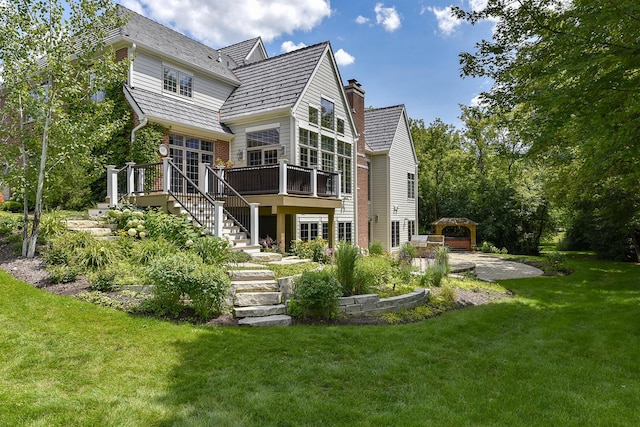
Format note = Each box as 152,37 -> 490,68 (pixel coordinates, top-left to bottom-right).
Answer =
169,135 -> 214,192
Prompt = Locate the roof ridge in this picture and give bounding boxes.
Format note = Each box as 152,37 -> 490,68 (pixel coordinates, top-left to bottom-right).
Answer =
220,36 -> 261,51
118,5 -> 221,56
366,104 -> 405,112
232,41 -> 329,70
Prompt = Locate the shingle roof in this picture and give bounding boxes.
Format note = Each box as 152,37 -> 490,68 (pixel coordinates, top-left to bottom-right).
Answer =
220,37 -> 262,66
124,85 -> 232,136
220,42 -> 329,121
110,6 -> 240,85
364,105 -> 405,152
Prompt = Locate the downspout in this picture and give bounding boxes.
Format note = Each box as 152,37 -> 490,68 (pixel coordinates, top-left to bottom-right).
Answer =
124,44 -> 147,144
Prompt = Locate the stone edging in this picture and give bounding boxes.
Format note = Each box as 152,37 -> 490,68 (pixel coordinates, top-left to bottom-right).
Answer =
338,288 -> 430,317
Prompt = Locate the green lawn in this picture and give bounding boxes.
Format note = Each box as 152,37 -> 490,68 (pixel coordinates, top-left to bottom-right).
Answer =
1,254 -> 639,426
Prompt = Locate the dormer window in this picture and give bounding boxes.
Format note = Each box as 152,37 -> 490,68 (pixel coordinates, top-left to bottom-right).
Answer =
163,66 -> 192,98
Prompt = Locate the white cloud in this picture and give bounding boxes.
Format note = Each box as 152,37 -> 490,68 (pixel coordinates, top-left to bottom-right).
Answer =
427,6 -> 462,36
469,0 -> 488,12
469,93 -> 485,107
374,3 -> 401,32
281,40 -> 307,53
115,0 -> 331,47
334,48 -> 355,66
355,15 -> 369,24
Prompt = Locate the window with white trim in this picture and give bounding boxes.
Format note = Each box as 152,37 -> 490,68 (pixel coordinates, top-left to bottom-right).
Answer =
407,172 -> 415,199
300,223 -> 319,241
337,141 -> 352,194
408,220 -> 416,241
392,221 -> 400,248
169,134 -> 214,188
163,66 -> 192,98
299,128 -> 318,168
337,118 -> 345,134
338,222 -> 352,243
321,98 -> 334,130
309,106 -> 319,125
247,128 -> 279,166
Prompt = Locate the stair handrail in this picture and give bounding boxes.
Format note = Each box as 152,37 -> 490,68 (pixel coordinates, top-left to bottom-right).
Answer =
165,160 -> 221,232
205,165 -> 252,237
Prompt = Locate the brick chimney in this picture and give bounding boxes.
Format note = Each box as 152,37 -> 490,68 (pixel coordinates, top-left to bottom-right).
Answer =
344,79 -> 369,249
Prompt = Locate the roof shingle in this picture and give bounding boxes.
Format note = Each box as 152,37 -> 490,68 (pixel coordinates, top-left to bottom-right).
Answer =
364,105 -> 405,152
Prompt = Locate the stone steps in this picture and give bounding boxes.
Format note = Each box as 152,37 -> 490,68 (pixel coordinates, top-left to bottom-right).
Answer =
64,219 -> 116,237
229,269 -> 291,326
238,314 -> 292,327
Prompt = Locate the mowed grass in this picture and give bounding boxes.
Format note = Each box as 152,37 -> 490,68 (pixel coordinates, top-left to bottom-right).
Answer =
1,254 -> 639,426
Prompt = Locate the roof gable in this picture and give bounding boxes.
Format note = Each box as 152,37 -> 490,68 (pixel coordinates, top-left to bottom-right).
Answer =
364,105 -> 405,152
220,42 -> 329,121
220,37 -> 267,66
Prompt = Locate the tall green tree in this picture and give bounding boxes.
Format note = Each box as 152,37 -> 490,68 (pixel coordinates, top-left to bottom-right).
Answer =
0,0 -> 128,257
455,0 -> 640,261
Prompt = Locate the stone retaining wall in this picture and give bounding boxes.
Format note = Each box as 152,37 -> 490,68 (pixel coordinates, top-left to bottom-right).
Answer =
337,288 -> 430,317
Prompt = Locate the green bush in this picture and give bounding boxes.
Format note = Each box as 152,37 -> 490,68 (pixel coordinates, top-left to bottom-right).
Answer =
88,268 -> 118,292
353,255 -> 391,295
290,237 -> 331,263
40,210 -> 67,237
0,214 -> 22,235
142,208 -> 201,246
145,252 -> 230,320
435,246 -> 450,273
190,235 -> 231,265
0,201 -> 23,213
130,237 -> 176,265
369,241 -> 384,256
76,240 -> 117,271
335,241 -> 359,296
398,242 -> 415,268
43,231 -> 95,266
291,269 -> 342,320
48,265 -> 79,284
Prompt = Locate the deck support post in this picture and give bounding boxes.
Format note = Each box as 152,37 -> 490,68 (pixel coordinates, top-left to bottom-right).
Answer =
213,200 -> 225,238
126,162 -> 135,196
249,203 -> 260,246
162,157 -> 171,194
311,166 -> 318,197
106,165 -> 118,207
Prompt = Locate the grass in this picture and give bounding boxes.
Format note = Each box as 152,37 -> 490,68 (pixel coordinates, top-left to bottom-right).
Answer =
2,254 -> 639,425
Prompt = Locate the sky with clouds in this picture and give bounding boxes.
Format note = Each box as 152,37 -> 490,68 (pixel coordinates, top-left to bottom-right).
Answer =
116,0 -> 496,126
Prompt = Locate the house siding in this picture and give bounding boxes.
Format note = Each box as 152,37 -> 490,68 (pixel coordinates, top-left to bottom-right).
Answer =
388,114 -> 417,252
227,115 -> 291,166
369,154 -> 391,250
293,52 -> 357,240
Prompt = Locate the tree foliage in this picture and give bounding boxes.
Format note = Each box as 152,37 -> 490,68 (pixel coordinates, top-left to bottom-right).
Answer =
0,0 -> 128,257
455,0 -> 640,261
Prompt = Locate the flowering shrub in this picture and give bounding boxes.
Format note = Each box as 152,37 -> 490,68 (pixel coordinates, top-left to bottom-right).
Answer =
259,235 -> 281,253
290,237 -> 331,263
215,158 -> 234,168
107,205 -> 146,238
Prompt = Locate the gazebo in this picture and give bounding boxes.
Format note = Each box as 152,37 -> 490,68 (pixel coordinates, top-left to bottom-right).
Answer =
433,218 -> 479,251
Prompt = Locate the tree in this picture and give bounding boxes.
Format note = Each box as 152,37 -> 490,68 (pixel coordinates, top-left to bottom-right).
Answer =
455,0 -> 640,261
0,0 -> 128,257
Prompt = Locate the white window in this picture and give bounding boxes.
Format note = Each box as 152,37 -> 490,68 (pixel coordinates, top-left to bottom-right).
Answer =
407,173 -> 415,199
392,221 -> 400,248
321,98 -> 334,130
338,222 -> 352,243
247,128 -> 279,166
164,66 -> 192,98
169,134 -> 215,188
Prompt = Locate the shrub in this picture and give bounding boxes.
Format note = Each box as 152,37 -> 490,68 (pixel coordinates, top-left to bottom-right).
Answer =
290,269 -> 342,320
259,235 -> 280,253
76,240 -> 117,271
142,208 -> 201,246
544,251 -> 566,271
145,252 -> 230,320
48,265 -> 79,284
128,237 -> 176,265
335,241 -> 359,296
290,237 -> 331,263
0,200 -> 23,213
40,210 -> 67,237
43,231 -> 95,266
369,241 -> 384,256
88,268 -> 118,292
227,250 -> 252,264
190,235 -> 232,265
353,255 -> 391,295
481,241 -> 495,253
435,246 -> 450,274
398,242 -> 415,268
107,205 -> 147,238
421,263 -> 446,287
0,215 -> 22,236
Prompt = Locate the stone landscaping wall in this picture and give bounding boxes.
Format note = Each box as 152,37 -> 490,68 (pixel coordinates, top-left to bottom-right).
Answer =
337,288 -> 429,317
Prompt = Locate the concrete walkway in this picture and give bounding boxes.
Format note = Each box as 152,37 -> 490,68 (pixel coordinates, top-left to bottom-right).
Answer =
449,252 -> 544,281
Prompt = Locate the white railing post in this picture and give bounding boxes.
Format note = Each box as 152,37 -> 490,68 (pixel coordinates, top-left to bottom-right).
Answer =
162,157 -> 171,194
199,162 -> 209,194
126,162 -> 135,196
136,168 -> 145,194
106,165 -> 118,207
311,166 -> 318,197
216,166 -> 225,197
336,173 -> 342,199
278,159 -> 288,195
213,200 -> 225,238
249,202 -> 260,246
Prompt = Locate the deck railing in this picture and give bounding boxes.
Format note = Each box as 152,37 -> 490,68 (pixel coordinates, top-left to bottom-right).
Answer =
204,165 -> 254,237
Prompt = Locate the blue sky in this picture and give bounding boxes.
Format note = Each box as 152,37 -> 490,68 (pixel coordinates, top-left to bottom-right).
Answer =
116,0 -> 496,126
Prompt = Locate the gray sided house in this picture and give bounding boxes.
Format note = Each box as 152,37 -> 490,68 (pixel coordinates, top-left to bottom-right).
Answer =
104,6 -> 417,253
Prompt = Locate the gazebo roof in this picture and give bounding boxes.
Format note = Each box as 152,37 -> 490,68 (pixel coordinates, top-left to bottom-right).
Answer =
432,217 -> 479,226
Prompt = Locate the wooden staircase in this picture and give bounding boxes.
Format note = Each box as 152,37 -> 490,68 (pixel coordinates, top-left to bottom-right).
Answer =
229,269 -> 292,327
